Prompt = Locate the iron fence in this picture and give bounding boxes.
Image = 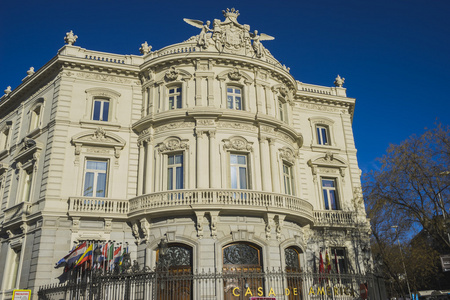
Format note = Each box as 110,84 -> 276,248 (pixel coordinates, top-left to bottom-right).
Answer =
38,269 -> 384,300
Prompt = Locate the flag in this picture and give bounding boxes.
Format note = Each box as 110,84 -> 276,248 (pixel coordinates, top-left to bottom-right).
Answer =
334,249 -> 339,274
319,251 -> 324,283
65,242 -> 87,271
55,245 -> 76,268
75,244 -> 93,268
111,245 -> 121,270
119,247 -> 126,266
108,242 -> 115,270
326,251 -> 331,273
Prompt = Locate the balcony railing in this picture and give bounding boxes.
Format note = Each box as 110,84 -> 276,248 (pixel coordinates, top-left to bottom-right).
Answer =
129,189 -> 314,225
313,210 -> 357,227
68,197 -> 129,219
66,193 -> 359,227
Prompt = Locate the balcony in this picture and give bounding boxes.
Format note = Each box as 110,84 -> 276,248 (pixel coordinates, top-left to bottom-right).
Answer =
129,189 -> 314,225
313,210 -> 357,227
68,197 -> 129,219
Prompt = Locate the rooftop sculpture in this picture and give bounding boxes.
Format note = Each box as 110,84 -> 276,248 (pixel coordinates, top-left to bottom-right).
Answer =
184,8 -> 274,58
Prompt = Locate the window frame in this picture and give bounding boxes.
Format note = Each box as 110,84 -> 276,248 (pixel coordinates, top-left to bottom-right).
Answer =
226,85 -> 243,110
0,126 -> 10,152
321,177 -> 340,210
278,98 -> 288,123
82,159 -> 109,198
330,247 -> 348,274
167,153 -> 184,190
2,246 -> 22,290
282,162 -> 294,195
91,98 -> 111,122
229,153 -> 249,189
167,85 -> 183,110
28,104 -> 42,133
316,124 -> 330,146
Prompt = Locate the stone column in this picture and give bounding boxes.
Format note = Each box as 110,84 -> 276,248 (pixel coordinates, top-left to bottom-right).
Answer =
209,131 -> 219,188
196,130 -> 208,188
269,139 -> 281,193
144,138 -> 154,194
259,137 -> 271,191
137,142 -> 145,196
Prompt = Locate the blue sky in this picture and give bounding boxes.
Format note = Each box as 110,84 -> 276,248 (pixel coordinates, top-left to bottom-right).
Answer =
1,0 -> 449,174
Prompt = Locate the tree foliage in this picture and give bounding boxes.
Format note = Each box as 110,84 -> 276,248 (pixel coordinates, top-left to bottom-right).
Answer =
363,123 -> 450,295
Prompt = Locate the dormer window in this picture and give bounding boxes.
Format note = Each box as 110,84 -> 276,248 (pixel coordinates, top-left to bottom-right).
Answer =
227,86 -> 242,110
92,98 -> 110,121
168,86 -> 182,110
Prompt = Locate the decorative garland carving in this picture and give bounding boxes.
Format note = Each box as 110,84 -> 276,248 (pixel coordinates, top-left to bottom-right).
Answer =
158,138 -> 189,153
223,137 -> 253,152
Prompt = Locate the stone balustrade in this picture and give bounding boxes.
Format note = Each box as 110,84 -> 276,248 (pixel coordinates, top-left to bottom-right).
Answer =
129,189 -> 314,225
68,197 -> 129,219
66,193 -> 358,227
313,210 -> 357,227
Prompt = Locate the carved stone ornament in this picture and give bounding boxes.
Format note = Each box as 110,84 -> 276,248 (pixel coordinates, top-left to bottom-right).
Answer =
165,67 -> 179,81
4,86 -> 11,95
307,152 -> 347,177
223,137 -> 253,152
71,128 -> 126,159
140,218 -> 151,241
184,8 -> 274,58
334,75 -> 345,87
64,30 -> 78,45
27,67 -> 35,76
279,86 -> 288,97
279,147 -> 296,164
131,222 -> 141,244
159,138 -> 188,153
139,41 -> 152,55
228,68 -> 242,81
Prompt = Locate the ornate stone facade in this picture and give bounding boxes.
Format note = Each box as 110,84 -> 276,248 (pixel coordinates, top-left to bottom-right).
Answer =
0,9 -> 370,299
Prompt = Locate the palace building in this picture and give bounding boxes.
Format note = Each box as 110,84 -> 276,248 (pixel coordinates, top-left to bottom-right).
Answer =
0,8 -> 375,300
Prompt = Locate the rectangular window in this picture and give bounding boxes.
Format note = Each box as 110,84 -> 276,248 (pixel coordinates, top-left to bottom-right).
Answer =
230,154 -> 248,189
92,99 -> 110,121
316,125 -> 329,145
29,106 -> 41,132
83,160 -> 108,197
279,100 -> 287,122
322,178 -> 339,210
167,154 -> 183,190
0,128 -> 9,151
283,163 -> 293,195
4,247 -> 21,290
168,87 -> 182,110
20,169 -> 33,203
331,247 -> 347,274
227,87 -> 242,110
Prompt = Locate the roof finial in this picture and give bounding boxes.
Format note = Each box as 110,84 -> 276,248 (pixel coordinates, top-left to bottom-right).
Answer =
334,75 -> 345,87
64,30 -> 78,45
27,67 -> 35,76
139,41 -> 152,55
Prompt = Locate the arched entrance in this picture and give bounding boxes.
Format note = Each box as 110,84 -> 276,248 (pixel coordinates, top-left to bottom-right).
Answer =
222,243 -> 263,299
157,243 -> 192,299
285,246 -> 303,300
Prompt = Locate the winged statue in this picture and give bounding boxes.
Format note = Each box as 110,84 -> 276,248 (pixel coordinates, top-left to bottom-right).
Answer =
250,30 -> 275,58
183,18 -> 212,49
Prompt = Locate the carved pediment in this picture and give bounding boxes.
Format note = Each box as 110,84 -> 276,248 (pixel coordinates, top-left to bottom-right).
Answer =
217,68 -> 253,84
158,137 -> 189,153
223,136 -> 253,152
307,151 -> 347,177
14,137 -> 42,164
71,127 -> 126,158
279,147 -> 297,164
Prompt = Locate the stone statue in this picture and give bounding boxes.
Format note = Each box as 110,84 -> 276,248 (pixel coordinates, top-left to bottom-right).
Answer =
250,30 -> 274,58
183,18 -> 213,49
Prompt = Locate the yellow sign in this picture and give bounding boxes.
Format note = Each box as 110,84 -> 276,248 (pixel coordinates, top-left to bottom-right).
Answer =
12,290 -> 31,300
